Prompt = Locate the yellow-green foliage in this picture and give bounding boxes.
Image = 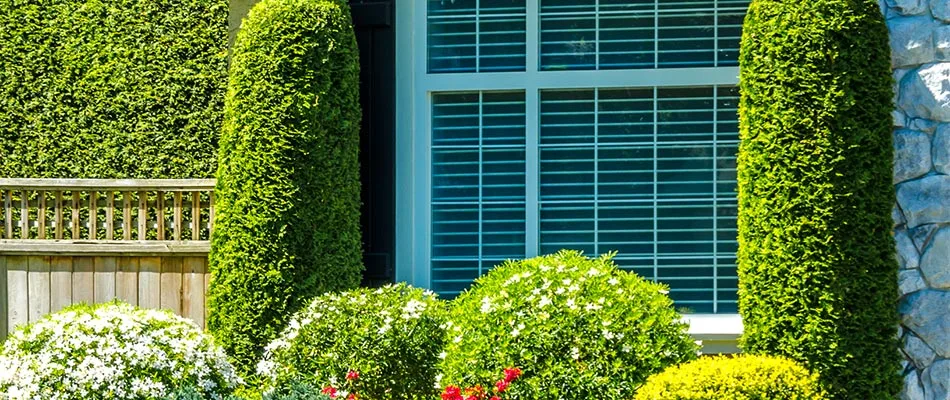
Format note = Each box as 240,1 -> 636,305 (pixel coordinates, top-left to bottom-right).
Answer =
737,0 -> 900,398
635,355 -> 826,400
208,0 -> 363,378
0,0 -> 227,178
441,251 -> 697,400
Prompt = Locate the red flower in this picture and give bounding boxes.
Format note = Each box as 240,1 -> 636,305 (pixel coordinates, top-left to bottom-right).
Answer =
495,379 -> 510,393
346,394 -> 358,400
346,370 -> 360,381
322,386 -> 337,398
442,385 -> 463,400
503,368 -> 522,383
490,397 -> 501,400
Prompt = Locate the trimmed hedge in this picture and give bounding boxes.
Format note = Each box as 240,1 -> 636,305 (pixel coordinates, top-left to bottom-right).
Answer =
736,1 -> 900,399
0,0 -> 227,178
634,355 -> 826,400
440,251 -> 698,400
258,284 -> 447,400
208,0 -> 363,378
0,301 -> 241,399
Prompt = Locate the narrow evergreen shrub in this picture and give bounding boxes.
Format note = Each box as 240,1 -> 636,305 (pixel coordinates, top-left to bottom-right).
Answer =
440,251 -> 698,400
208,0 -> 363,378
634,355 -> 826,400
0,0 -> 227,178
0,301 -> 241,399
257,284 -> 447,400
736,1 -> 899,399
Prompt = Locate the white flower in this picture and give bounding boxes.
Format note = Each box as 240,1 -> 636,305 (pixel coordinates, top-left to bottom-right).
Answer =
0,302 -> 240,400
481,297 -> 494,314
511,323 -> 525,337
538,296 -> 552,308
571,347 -> 580,360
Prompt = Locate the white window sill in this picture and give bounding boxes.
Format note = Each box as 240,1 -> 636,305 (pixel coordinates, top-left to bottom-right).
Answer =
683,314 -> 743,354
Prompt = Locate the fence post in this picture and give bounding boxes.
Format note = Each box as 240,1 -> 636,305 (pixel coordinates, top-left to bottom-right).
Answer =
1,255 -> 7,341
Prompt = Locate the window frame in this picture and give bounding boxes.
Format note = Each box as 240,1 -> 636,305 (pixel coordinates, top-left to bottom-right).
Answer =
395,0 -> 743,341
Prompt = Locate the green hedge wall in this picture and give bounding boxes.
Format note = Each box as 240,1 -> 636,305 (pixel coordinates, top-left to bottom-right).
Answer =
207,0 -> 363,378
736,1 -> 900,399
0,0 -> 228,178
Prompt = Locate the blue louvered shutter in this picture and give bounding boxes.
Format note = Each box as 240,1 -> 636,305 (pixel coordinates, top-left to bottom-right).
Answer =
539,0 -> 748,70
538,86 -> 739,313
431,92 -> 528,297
428,0 -> 528,73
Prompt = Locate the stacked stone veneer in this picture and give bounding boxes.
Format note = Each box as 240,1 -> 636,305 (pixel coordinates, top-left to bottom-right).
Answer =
886,0 -> 950,398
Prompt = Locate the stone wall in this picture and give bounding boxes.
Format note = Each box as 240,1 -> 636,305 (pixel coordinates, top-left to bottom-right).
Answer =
886,0 -> 950,398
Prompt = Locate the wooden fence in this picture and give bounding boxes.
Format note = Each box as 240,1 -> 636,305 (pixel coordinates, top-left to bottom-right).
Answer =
0,179 -> 215,340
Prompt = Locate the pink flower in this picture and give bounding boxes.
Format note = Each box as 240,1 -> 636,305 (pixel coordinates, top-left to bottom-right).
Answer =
495,379 -> 510,393
346,370 -> 360,381
442,385 -> 463,400
322,386 -> 337,398
503,368 -> 522,383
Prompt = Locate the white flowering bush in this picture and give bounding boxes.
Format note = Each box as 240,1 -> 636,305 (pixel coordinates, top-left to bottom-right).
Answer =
0,301 -> 241,400
258,283 -> 447,400
440,250 -> 699,400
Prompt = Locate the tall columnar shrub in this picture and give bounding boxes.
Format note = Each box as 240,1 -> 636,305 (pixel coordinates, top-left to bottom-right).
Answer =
208,0 -> 363,377
736,1 -> 899,398
0,0 -> 227,178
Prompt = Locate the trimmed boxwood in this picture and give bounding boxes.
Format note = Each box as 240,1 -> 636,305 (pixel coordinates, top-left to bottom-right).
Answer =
0,0 -> 227,178
736,1 -> 900,399
440,251 -> 698,400
634,355 -> 826,400
258,284 -> 447,400
208,0 -> 363,378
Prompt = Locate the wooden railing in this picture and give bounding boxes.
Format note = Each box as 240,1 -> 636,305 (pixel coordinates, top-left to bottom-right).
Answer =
1,179 -> 215,247
0,179 -> 217,340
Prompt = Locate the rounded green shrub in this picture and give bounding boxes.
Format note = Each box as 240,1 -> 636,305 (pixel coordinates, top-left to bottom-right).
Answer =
736,1 -> 900,399
208,0 -> 363,378
634,355 -> 826,400
440,250 -> 698,400
0,0 -> 227,178
257,284 -> 447,400
0,301 -> 241,399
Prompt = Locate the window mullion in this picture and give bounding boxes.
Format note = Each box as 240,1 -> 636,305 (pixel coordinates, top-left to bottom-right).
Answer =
713,87 -> 720,313
593,88 -> 599,255
526,0 -> 540,73
525,87 -> 540,259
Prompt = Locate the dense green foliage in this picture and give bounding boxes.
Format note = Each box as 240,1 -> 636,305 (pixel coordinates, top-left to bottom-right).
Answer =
0,301 -> 241,399
258,284 -> 447,400
207,0 -> 363,378
736,1 -> 899,399
168,381 -> 330,400
262,381 -> 332,400
0,0 -> 227,178
635,355 -> 826,400
440,251 -> 697,400
166,387 -> 245,400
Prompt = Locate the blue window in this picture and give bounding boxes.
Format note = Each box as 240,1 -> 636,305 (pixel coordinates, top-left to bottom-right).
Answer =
399,0 -> 749,314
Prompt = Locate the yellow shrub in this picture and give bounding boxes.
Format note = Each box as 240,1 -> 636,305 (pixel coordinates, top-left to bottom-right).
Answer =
635,355 -> 826,400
